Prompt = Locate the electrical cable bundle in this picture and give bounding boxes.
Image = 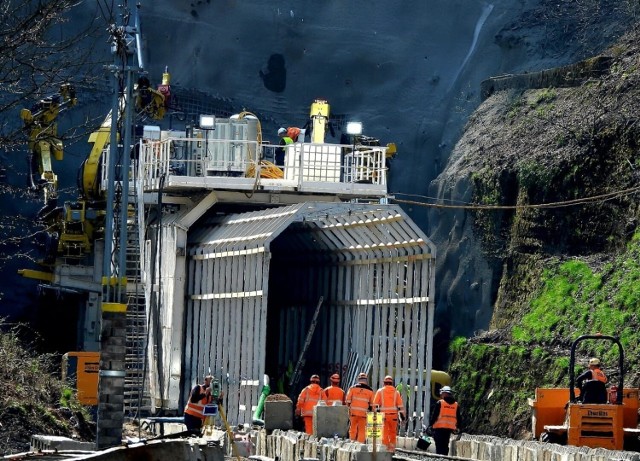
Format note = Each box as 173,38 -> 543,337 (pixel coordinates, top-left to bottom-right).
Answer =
245,161 -> 284,179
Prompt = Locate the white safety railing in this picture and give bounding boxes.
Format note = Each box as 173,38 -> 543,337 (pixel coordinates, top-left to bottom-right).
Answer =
109,137 -> 388,193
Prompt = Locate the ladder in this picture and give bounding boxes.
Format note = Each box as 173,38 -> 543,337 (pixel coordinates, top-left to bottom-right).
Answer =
289,296 -> 324,392
123,168 -> 151,416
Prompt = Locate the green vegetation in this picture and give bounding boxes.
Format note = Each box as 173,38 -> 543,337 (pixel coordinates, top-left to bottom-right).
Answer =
0,322 -> 95,454
533,88 -> 557,105
452,231 -> 640,437
450,336 -> 467,353
450,27 -> 640,439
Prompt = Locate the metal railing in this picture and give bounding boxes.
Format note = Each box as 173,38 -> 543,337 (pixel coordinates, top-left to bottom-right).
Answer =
101,137 -> 389,194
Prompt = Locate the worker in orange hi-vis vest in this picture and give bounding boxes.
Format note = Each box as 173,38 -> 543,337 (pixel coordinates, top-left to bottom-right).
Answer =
346,372 -> 374,442
295,374 -> 327,434
183,375 -> 213,433
373,375 -> 406,450
287,126 -> 302,142
428,386 -> 462,455
324,373 -> 346,406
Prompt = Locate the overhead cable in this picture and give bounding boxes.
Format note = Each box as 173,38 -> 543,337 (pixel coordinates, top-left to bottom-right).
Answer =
391,185 -> 640,210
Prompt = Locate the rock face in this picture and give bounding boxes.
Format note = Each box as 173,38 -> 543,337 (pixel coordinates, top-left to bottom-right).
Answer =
83,1 -> 635,348
439,26 -> 640,437
5,1 -> 635,352
425,5 -> 637,353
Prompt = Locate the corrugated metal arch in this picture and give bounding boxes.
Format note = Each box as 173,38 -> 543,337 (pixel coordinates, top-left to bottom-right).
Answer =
183,202 -> 436,425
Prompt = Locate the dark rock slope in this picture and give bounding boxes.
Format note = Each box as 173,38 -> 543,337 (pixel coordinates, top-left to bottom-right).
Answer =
438,26 -> 640,438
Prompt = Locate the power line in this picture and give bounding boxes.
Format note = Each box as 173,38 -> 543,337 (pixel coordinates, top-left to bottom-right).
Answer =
390,185 -> 640,210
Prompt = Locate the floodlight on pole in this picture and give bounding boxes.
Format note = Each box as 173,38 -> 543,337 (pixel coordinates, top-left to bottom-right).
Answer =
346,121 -> 362,135
199,115 -> 216,129
346,121 -> 362,154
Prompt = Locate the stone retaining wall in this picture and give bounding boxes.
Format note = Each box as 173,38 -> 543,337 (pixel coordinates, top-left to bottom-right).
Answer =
480,55 -> 613,100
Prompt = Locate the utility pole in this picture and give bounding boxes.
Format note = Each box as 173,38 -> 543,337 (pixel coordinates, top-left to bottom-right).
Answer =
96,2 -> 142,448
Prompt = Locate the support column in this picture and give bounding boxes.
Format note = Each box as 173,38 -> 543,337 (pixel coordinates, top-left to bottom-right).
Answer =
97,302 -> 127,448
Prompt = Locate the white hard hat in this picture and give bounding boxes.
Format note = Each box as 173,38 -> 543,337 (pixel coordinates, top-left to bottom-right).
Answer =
278,127 -> 286,135
589,358 -> 600,366
440,386 -> 452,395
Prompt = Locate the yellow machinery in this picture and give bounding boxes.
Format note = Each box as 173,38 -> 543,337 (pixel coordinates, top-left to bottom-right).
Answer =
20,83 -> 77,213
18,71 -> 169,272
310,99 -> 330,143
529,334 -> 640,450
135,68 -> 170,120
62,351 -> 100,406
430,370 -> 452,400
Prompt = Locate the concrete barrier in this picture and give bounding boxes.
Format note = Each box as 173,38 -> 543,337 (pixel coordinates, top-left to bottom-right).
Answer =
30,434 -> 96,452
256,429 -> 394,461
264,400 -> 294,431
451,434 -> 640,461
257,430 -> 640,461
313,405 -> 349,438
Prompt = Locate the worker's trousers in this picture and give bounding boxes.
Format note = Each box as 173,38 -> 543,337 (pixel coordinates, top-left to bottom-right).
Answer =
433,428 -> 453,455
381,413 -> 398,449
184,413 -> 203,432
302,416 -> 314,435
349,415 -> 367,442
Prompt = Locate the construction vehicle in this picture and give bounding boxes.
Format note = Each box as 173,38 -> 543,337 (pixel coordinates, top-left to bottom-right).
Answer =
19,69 -> 172,268
20,83 -> 77,216
529,334 -> 640,450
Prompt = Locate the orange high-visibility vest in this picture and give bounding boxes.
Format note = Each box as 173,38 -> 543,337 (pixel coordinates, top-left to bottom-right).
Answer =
346,386 -> 374,417
287,127 -> 301,142
296,383 -> 326,416
184,385 -> 210,420
373,385 -> 404,415
433,401 -> 458,430
324,385 -> 346,405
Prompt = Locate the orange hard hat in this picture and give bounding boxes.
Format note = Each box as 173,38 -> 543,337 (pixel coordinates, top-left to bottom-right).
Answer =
310,374 -> 320,383
357,372 -> 368,381
383,375 -> 393,384
330,373 -> 340,383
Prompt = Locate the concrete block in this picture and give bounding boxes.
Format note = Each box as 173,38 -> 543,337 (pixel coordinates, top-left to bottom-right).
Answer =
396,436 -> 418,450
264,400 -> 293,431
30,435 -> 96,452
353,446 -> 392,461
233,433 -> 256,457
313,405 -> 349,438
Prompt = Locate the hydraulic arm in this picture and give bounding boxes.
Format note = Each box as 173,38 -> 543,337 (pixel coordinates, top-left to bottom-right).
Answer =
20,83 -> 77,214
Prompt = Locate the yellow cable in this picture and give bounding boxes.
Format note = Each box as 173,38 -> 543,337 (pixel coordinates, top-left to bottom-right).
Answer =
246,161 -> 284,179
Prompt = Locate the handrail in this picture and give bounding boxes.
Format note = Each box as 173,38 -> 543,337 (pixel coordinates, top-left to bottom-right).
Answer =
130,137 -> 388,192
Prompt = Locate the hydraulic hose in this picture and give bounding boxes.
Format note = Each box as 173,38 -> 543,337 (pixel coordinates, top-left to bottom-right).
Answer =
252,376 -> 271,424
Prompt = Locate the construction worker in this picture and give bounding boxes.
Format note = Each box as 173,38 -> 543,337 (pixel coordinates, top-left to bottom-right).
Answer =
428,385 -> 462,455
295,374 -> 327,435
183,375 -> 213,433
279,126 -> 302,142
373,375 -> 406,450
324,373 -> 346,405
576,357 -> 608,403
275,128 -> 293,168
345,372 -> 374,442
